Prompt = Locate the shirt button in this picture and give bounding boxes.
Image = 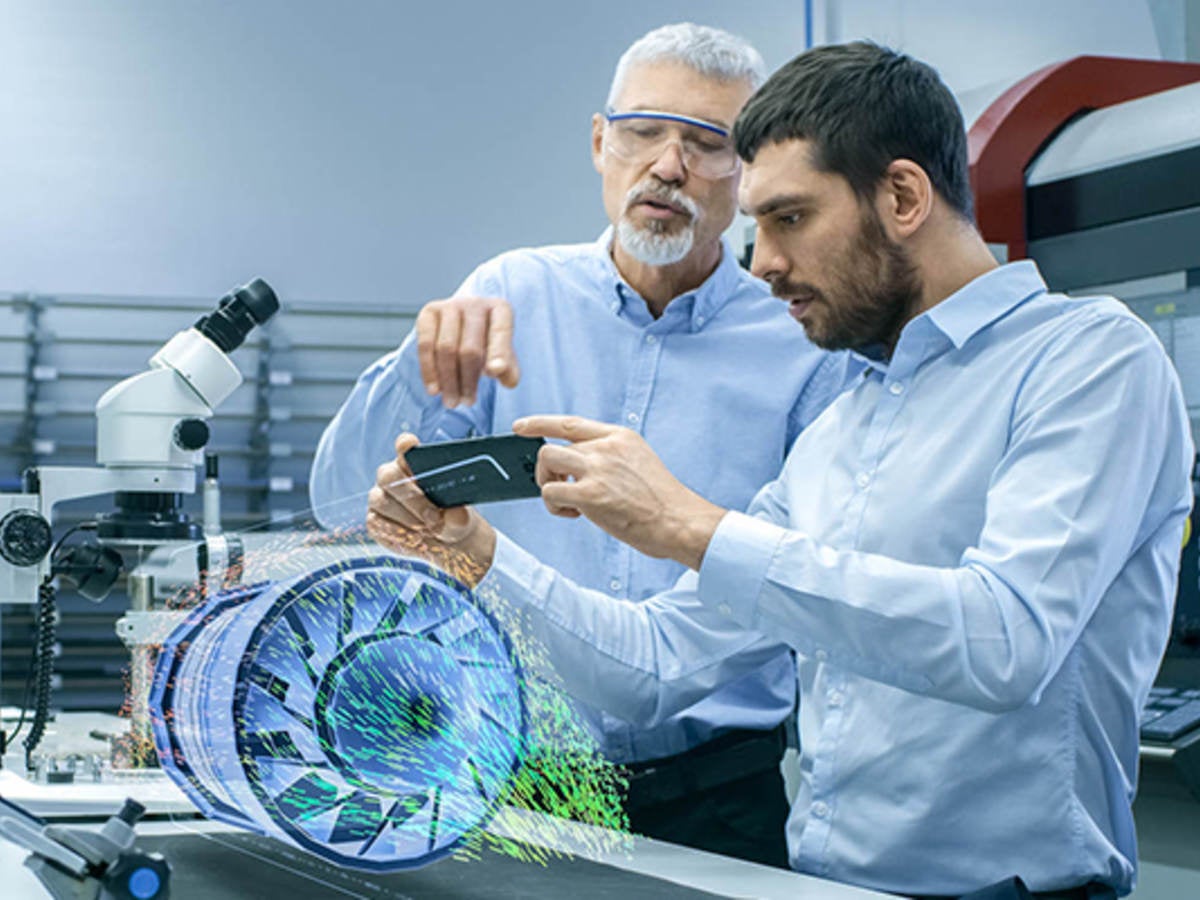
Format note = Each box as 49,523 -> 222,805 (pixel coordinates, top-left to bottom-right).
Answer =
855,472 -> 870,489
815,649 -> 828,662
696,315 -> 706,325
626,412 -> 640,425
644,334 -> 657,345
828,690 -> 844,708
609,579 -> 622,592
718,603 -> 733,616
811,801 -> 830,819
889,382 -> 904,395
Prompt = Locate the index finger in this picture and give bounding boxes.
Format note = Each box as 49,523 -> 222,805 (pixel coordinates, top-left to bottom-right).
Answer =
415,305 -> 442,395
513,415 -> 618,443
484,302 -> 520,388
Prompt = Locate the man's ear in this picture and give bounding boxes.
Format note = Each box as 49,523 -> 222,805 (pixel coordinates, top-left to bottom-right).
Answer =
875,159 -> 933,240
591,113 -> 606,175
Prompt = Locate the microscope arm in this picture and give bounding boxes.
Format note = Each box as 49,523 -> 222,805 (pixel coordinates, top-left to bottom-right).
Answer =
0,794 -> 170,900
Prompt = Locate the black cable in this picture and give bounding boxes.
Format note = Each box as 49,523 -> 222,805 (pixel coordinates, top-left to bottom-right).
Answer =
21,577 -> 57,769
6,524 -> 93,759
49,522 -> 96,560
5,659 -> 37,744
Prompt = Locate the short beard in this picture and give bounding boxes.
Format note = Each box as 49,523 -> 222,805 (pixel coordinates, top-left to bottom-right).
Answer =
774,207 -> 922,353
616,218 -> 694,265
615,181 -> 699,266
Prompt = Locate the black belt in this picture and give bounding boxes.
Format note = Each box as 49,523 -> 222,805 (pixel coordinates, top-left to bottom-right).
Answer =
913,878 -> 1117,900
623,724 -> 788,808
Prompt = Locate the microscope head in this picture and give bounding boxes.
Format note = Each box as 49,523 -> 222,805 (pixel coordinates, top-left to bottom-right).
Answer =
96,280 -> 279,469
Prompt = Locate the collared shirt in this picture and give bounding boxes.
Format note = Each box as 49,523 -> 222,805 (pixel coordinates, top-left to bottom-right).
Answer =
480,261 -> 1193,895
309,228 -> 852,762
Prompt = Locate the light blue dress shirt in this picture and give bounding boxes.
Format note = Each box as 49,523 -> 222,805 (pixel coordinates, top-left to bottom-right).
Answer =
309,229 -> 851,762
479,261 -> 1193,896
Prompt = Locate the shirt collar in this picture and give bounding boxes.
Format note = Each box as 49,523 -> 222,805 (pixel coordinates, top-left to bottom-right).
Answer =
922,260 -> 1047,350
593,227 -> 744,332
848,260 -> 1048,375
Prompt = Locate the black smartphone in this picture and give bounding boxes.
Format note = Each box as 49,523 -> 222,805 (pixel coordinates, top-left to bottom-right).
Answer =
405,434 -> 545,508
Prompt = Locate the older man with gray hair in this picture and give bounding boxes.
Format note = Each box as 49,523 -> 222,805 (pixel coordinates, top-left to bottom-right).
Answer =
311,23 -> 852,865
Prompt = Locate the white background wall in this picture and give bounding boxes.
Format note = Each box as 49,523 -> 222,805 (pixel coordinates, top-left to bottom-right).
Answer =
0,1 -> 1182,309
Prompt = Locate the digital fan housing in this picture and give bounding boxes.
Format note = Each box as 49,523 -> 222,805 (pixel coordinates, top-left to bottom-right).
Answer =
150,556 -> 525,870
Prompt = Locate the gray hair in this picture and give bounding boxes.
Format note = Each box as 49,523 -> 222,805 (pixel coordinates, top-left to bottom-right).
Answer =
605,22 -> 768,110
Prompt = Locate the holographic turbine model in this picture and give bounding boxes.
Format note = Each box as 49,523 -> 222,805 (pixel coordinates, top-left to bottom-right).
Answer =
150,555 -> 525,870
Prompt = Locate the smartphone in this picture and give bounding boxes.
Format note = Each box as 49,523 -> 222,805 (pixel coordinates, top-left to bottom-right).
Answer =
405,434 -> 545,508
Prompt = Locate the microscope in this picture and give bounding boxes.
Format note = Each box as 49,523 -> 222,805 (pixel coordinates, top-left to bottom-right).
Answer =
0,278 -> 279,775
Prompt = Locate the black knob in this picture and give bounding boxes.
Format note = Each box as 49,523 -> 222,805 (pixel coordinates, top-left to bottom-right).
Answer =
0,509 -> 53,567
103,851 -> 171,899
173,418 -> 210,452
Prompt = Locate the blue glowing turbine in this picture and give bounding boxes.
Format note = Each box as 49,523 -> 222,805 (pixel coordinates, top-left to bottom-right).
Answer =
150,556 -> 525,870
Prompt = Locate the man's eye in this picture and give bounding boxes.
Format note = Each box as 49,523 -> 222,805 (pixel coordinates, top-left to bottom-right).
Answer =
629,124 -> 663,139
778,212 -> 803,226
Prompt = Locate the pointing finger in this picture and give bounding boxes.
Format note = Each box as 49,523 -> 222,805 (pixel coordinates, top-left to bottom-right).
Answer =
435,306 -> 464,407
415,304 -> 442,395
513,415 -> 618,443
484,302 -> 521,388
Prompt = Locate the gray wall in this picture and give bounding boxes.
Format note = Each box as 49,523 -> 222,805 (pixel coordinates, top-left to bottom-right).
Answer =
0,0 -> 816,308
0,0 -> 1178,311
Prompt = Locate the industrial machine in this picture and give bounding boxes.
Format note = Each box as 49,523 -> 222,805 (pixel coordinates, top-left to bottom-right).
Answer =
965,55 -> 1200,290
0,278 -> 278,771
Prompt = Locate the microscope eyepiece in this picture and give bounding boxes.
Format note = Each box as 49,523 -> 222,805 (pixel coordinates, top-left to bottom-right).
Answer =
194,278 -> 280,353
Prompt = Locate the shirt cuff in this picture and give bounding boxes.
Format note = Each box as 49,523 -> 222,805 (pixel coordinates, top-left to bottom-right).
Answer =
698,511 -> 789,626
477,530 -> 552,614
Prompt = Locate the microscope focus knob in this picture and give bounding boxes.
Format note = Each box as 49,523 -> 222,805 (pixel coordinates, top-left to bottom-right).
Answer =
0,509 -> 53,567
173,418 -> 210,452
103,851 -> 171,899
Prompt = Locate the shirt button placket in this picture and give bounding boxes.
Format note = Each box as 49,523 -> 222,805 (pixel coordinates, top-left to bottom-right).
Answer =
625,329 -> 659,433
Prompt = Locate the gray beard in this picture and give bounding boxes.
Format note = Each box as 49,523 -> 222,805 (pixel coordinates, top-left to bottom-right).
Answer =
616,218 -> 695,266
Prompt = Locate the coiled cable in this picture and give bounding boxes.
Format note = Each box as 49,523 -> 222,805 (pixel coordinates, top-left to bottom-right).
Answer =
12,523 -> 91,767
21,577 -> 57,769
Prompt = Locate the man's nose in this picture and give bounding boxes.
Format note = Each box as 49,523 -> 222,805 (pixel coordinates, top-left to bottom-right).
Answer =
648,139 -> 687,183
749,229 -> 785,283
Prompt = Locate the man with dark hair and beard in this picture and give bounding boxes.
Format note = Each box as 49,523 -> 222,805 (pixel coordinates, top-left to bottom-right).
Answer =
311,24 -> 854,866
367,42 -> 1193,899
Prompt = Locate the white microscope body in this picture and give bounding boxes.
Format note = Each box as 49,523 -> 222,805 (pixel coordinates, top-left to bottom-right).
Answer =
0,279 -> 278,769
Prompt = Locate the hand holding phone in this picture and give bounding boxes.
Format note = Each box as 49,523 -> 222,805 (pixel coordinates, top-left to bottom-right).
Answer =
404,434 -> 544,508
